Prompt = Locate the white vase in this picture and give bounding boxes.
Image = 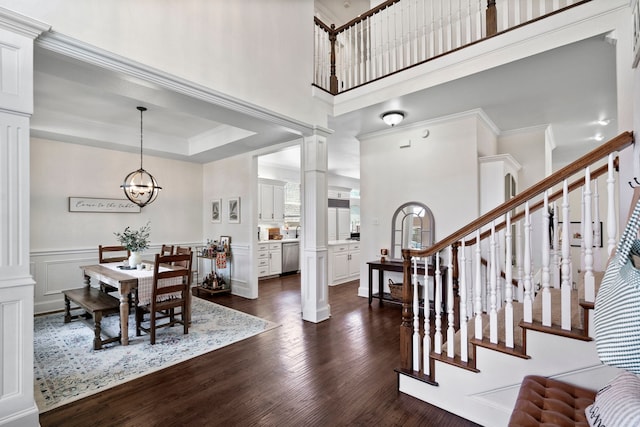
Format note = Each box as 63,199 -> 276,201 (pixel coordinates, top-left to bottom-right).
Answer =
129,251 -> 142,268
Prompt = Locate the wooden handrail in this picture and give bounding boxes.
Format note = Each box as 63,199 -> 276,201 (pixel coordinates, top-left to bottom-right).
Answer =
402,132 -> 633,261
463,156 -> 619,246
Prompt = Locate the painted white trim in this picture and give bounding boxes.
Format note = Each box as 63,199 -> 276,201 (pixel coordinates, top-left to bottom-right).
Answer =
35,32 -> 316,137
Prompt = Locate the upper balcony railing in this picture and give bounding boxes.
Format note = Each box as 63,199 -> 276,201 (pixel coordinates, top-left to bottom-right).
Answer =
314,0 -> 590,95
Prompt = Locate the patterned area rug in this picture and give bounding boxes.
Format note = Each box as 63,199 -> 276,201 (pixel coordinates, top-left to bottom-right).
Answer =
34,297 -> 278,412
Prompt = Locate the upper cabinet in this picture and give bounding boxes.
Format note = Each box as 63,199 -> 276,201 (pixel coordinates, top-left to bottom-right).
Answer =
259,179 -> 285,222
328,186 -> 351,200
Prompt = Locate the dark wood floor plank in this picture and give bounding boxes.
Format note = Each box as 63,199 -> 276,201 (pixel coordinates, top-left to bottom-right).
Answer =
39,275 -> 479,427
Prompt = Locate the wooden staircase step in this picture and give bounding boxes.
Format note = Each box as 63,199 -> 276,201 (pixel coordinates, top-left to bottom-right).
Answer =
470,337 -> 530,359
394,367 -> 439,387
518,320 -> 592,342
430,352 -> 479,373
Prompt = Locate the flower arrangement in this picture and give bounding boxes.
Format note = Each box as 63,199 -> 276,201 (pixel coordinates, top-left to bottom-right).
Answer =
114,221 -> 151,252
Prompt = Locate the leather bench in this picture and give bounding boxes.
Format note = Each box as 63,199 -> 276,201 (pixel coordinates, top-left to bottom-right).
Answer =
508,375 -> 596,427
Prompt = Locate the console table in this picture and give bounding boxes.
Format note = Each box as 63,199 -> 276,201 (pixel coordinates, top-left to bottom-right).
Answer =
367,259 -> 446,308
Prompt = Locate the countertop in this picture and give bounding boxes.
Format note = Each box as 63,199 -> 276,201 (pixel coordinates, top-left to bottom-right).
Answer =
328,239 -> 360,245
258,238 -> 300,243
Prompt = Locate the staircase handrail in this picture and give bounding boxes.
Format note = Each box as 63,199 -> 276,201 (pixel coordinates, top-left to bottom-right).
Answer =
402,131 -> 634,262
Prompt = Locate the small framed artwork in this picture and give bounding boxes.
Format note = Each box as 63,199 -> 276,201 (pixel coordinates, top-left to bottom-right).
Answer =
220,235 -> 231,249
211,199 -> 221,223
561,221 -> 603,248
228,197 -> 240,223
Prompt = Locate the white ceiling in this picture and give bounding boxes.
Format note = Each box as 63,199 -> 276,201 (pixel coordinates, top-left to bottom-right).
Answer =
31,3 -> 618,182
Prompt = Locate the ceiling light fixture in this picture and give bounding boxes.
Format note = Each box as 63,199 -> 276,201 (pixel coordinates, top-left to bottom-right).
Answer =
594,133 -> 605,142
381,111 -> 404,127
597,119 -> 611,126
121,106 -> 162,207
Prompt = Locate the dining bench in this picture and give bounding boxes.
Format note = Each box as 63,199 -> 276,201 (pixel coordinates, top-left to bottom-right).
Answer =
63,286 -> 121,350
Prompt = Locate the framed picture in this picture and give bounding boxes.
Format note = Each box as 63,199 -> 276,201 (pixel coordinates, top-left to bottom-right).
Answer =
560,221 -> 603,248
220,235 -> 231,249
228,197 -> 240,223
211,199 -> 221,223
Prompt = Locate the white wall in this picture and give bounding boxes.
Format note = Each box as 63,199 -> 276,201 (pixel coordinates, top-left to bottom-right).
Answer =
203,152 -> 257,299
358,114 -> 483,296
498,128 -> 546,194
31,138 -> 203,313
0,0 -> 324,127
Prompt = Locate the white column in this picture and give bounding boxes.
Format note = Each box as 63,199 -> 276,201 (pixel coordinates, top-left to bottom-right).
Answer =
301,133 -> 331,323
0,9 -> 49,427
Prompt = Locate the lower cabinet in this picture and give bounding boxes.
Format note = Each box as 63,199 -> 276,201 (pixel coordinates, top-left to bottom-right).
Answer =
257,242 -> 282,278
328,241 -> 360,285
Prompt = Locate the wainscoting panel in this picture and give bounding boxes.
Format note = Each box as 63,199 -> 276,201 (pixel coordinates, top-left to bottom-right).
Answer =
31,243 -> 201,315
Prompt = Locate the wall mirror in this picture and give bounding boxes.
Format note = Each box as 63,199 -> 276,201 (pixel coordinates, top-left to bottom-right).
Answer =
391,202 -> 435,260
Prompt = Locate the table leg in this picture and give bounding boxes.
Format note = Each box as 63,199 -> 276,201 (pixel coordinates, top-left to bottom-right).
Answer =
378,268 -> 384,306
119,290 -> 130,345
368,264 -> 373,305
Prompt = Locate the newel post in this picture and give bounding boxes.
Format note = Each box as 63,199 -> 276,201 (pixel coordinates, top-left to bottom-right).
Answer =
400,250 -> 413,370
329,24 -> 338,95
486,0 -> 497,37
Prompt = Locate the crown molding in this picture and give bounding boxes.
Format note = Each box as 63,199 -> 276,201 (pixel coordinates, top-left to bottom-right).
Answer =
0,7 -> 50,39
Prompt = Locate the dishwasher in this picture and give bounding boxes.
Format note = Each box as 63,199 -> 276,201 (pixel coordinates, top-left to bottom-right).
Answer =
281,241 -> 300,274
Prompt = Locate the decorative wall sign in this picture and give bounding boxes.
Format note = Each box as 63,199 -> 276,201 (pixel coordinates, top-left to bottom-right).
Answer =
69,197 -> 141,213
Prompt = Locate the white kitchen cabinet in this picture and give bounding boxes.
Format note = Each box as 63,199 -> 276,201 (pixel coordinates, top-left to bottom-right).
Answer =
257,241 -> 282,277
328,206 -> 350,241
328,186 -> 351,200
258,179 -> 285,222
338,208 -> 351,240
328,241 -> 360,285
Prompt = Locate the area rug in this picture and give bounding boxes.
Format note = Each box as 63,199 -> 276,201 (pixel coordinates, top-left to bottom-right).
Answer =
33,297 -> 279,412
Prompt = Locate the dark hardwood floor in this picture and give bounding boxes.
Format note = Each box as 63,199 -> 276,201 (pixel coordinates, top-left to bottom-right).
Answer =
39,275 -> 480,427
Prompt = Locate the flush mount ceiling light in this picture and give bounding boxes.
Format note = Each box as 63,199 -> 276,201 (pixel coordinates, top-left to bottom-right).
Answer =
381,111 -> 404,127
120,106 -> 162,208
597,118 -> 611,126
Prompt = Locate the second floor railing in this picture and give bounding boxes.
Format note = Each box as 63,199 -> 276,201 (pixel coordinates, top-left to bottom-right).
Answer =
314,0 -> 590,94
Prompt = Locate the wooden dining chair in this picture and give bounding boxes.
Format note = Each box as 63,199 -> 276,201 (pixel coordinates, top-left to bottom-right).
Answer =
174,246 -> 191,267
98,245 -> 130,293
160,244 -> 174,256
135,252 -> 192,345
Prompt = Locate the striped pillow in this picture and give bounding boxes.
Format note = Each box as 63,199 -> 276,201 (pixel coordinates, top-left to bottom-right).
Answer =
585,371 -> 640,427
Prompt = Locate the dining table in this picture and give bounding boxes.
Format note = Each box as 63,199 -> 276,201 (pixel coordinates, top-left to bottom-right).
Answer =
79,262 -> 189,345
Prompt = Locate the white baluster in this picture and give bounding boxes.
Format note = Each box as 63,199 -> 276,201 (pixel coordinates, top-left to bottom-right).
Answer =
475,0 -> 483,39
474,229 -> 483,339
466,242 -> 473,318
464,0 -> 472,44
489,221 -> 498,344
505,211 -> 514,348
561,180 -> 572,330
437,0 -> 444,55
460,239 -> 468,362
552,201 -> 560,288
423,255 -> 431,375
525,0 -> 533,21
584,167 -> 595,303
523,202 -> 533,323
412,257 -> 420,371
593,178 -> 601,271
553,0 -> 560,10
514,0 -> 521,27
454,0 -> 462,49
434,252 -> 443,353
607,153 -> 616,256
517,217 -> 524,302
542,191 -> 551,327
447,246 -> 455,358
580,188 -> 585,273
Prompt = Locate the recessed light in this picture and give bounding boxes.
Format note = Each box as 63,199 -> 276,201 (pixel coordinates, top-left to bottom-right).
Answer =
594,134 -> 604,142
597,119 -> 611,126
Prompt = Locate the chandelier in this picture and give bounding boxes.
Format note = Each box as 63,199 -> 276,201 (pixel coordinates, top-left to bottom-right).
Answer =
121,106 -> 162,207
